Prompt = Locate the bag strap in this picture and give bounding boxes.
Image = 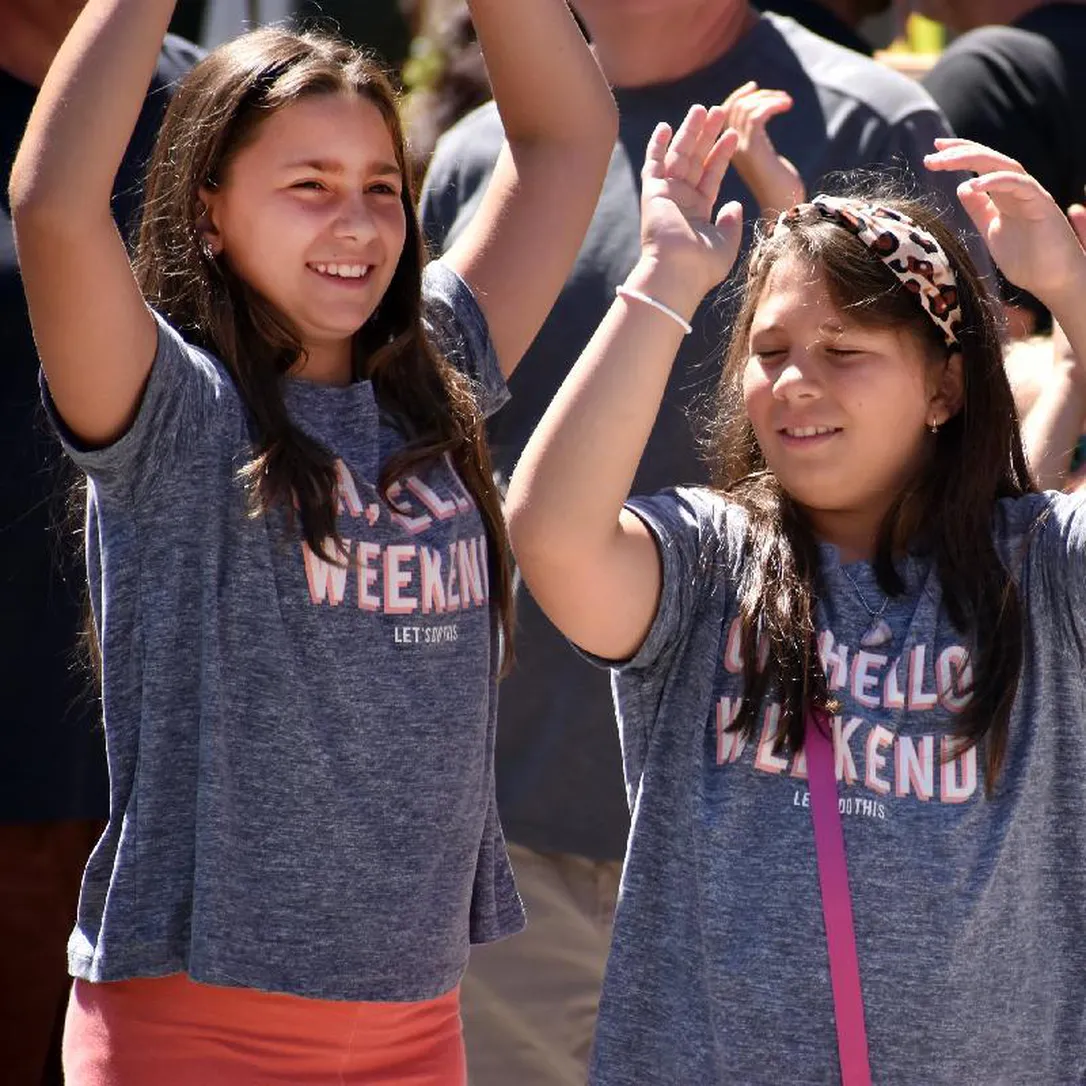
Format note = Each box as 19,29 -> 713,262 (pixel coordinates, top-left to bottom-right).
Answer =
805,708 -> 873,1086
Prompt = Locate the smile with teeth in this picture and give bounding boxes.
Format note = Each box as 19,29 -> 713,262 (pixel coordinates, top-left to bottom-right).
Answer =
310,262 -> 372,280
781,425 -> 840,438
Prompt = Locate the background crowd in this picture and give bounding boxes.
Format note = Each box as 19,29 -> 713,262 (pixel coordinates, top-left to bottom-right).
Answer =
3,0 -> 1084,1082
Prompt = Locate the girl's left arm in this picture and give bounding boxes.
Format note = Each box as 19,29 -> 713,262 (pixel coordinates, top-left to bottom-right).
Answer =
927,139 -> 1086,490
1018,318 -> 1086,491
437,0 -> 617,378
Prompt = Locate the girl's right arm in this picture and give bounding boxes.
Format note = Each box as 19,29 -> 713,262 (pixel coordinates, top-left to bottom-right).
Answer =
505,108 -> 743,662
9,0 -> 172,447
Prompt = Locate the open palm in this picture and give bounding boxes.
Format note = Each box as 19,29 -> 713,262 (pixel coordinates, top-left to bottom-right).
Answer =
926,138 -> 1086,311
640,105 -> 744,297
720,81 -> 805,215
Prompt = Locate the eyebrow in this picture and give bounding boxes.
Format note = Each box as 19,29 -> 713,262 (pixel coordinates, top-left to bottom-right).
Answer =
751,319 -> 851,337
281,158 -> 402,178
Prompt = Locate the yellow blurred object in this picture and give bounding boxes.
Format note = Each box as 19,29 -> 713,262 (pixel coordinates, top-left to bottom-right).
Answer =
879,9 -> 944,76
906,13 -> 945,53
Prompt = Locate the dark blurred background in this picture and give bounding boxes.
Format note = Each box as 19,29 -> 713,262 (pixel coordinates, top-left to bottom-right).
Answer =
169,0 -> 412,67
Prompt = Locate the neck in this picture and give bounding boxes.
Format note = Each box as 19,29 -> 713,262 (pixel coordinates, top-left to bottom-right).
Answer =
808,509 -> 881,564
0,1 -> 86,87
584,1 -> 759,88
290,340 -> 354,387
807,483 -> 930,565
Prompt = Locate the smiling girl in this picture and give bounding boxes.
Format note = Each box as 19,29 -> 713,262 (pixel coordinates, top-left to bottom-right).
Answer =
9,0 -> 615,1081
505,105 -> 1086,1084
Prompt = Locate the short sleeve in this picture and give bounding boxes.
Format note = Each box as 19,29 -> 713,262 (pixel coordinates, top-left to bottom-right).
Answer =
421,260 -> 508,418
39,309 -> 229,498
612,487 -> 745,675
997,490 -> 1086,651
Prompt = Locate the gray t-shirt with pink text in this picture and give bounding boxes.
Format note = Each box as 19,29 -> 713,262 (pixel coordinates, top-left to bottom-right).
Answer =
590,485 -> 1086,1084
43,262 -> 523,1002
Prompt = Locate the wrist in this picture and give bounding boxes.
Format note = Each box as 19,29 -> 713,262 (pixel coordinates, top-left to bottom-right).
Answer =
1037,252 -> 1086,326
625,255 -> 712,319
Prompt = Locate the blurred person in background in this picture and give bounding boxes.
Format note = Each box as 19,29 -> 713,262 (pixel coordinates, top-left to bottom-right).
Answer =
921,0 -> 1086,336
756,0 -> 890,53
401,0 -> 490,181
421,1 -> 985,1082
0,3 -> 199,1082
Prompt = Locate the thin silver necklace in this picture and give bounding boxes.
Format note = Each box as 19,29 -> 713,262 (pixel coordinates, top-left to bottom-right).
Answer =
840,566 -> 893,649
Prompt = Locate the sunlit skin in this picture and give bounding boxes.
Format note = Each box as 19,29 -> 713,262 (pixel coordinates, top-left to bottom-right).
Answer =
200,92 -> 408,387
742,254 -> 961,561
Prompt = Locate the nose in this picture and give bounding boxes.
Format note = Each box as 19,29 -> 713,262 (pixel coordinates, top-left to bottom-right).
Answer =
771,351 -> 821,402
332,192 -> 380,243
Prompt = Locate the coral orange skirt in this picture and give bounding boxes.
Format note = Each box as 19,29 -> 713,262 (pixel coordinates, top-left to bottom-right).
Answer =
63,972 -> 465,1085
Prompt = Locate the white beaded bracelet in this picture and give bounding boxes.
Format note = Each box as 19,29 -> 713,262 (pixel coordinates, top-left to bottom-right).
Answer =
615,285 -> 693,335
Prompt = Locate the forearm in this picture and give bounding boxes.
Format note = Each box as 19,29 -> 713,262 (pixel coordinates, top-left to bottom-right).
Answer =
9,0 -> 175,220
1022,306 -> 1086,489
467,0 -> 614,146
508,258 -> 703,563
1020,365 -> 1086,490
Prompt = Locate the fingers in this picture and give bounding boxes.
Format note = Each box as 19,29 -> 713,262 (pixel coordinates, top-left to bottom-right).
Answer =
692,105 -> 730,171
665,105 -> 713,185
721,86 -> 793,147
925,138 -> 1025,177
647,104 -> 737,200
1068,203 -> 1086,251
721,80 -> 758,111
698,127 -> 740,203
960,169 -> 1055,219
715,199 -> 744,230
642,122 -> 673,182
955,179 -> 999,239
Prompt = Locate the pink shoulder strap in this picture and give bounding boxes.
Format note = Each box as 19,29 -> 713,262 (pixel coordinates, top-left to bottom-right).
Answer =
805,708 -> 873,1086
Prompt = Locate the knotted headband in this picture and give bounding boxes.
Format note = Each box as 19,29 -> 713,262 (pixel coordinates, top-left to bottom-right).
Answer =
772,196 -> 963,350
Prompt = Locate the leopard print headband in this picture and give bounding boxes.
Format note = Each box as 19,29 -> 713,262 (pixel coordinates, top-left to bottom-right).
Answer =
772,196 -> 963,350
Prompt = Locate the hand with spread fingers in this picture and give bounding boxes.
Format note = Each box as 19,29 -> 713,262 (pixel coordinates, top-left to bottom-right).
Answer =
640,104 -> 744,298
719,81 -> 805,216
926,137 -> 1086,320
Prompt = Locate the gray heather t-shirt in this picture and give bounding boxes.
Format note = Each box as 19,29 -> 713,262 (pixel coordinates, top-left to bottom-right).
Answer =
422,12 -> 993,861
590,486 -> 1086,1084
43,262 -> 524,1002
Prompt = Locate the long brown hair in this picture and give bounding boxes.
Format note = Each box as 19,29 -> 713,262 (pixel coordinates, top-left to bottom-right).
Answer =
131,27 -> 514,663
704,194 -> 1035,787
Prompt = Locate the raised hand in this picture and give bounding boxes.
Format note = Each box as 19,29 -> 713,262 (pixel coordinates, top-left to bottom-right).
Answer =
719,81 -> 805,216
925,138 -> 1086,318
640,105 -> 744,299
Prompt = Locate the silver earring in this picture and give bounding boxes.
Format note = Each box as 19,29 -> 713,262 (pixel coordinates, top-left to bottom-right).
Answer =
929,418 -> 940,435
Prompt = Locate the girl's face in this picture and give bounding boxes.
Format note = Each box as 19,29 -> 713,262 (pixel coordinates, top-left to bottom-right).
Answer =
742,253 -> 957,557
200,92 -> 408,384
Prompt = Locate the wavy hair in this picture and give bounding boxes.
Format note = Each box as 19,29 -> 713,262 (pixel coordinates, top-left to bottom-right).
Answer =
131,26 -> 514,663
704,194 -> 1035,788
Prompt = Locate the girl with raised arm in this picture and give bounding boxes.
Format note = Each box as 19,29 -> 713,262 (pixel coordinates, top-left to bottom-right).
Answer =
506,108 -> 1086,1084
9,0 -> 614,1079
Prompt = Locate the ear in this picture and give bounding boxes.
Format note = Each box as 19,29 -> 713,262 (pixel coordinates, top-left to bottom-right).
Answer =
196,184 -> 225,256
928,349 -> 964,427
